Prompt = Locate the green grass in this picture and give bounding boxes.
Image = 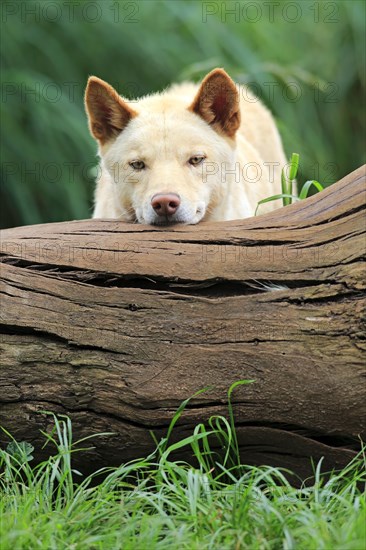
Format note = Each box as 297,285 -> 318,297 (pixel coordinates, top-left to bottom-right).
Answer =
255,152 -> 324,214
1,0 -> 365,228
1,397 -> 365,549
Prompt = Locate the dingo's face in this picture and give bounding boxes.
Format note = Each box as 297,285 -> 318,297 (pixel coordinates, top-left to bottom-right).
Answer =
103,111 -> 235,225
85,70 -> 241,225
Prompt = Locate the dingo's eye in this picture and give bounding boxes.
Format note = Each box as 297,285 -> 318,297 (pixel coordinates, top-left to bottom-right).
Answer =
189,155 -> 205,166
130,160 -> 145,170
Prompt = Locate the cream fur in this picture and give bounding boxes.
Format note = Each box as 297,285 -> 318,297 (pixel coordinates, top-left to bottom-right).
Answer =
86,70 -> 287,225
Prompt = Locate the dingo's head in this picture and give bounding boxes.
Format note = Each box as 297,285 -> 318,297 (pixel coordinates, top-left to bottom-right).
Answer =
85,69 -> 240,225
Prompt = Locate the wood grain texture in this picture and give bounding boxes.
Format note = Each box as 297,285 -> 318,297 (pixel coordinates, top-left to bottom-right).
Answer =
1,165 -> 365,481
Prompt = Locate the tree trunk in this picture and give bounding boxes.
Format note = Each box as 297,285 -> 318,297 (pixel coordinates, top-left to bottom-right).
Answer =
1,165 -> 365,481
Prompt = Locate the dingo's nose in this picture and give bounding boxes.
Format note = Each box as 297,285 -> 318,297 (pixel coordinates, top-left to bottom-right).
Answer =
151,193 -> 181,216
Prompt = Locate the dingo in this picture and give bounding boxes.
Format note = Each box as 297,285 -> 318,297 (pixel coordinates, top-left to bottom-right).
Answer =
85,68 -> 287,225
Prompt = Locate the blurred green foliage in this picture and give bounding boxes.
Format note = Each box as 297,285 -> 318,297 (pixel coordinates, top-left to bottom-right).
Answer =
1,0 -> 365,228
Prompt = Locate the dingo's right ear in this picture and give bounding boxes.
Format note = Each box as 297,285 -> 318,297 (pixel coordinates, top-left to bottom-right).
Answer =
85,77 -> 137,145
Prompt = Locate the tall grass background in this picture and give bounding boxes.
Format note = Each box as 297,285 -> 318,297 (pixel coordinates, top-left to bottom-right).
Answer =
1,0 -> 365,228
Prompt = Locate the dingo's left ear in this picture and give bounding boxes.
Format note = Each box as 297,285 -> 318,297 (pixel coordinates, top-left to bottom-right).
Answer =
189,68 -> 240,138
85,76 -> 137,145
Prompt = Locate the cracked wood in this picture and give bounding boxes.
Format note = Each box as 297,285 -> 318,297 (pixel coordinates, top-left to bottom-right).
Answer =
0,165 -> 365,481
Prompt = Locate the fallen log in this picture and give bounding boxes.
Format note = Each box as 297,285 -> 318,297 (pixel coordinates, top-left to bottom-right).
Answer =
1,165 -> 365,481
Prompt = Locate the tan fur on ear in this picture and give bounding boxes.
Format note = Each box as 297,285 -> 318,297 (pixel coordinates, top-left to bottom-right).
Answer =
85,77 -> 137,145
189,68 -> 240,138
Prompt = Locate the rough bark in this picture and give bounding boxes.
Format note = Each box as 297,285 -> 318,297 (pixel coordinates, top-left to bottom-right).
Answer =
1,165 -> 365,481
